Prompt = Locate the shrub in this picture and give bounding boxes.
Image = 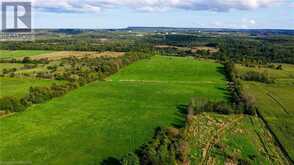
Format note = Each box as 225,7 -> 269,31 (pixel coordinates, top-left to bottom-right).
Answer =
22,57 -> 31,63
276,65 -> 283,70
191,98 -> 233,115
121,153 -> 140,165
241,71 -> 274,83
166,127 -> 180,139
177,140 -> 189,163
242,93 -> 257,115
23,64 -> 38,69
23,86 -> 53,104
211,101 -> 233,114
0,97 -> 26,112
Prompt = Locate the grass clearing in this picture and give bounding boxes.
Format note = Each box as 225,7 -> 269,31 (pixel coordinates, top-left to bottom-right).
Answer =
0,50 -> 53,59
0,77 -> 63,98
0,56 -> 227,164
236,64 -> 294,79
0,63 -> 25,73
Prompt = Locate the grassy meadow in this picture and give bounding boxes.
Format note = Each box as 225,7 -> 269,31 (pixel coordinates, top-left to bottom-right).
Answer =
109,56 -> 225,83
0,56 -> 228,164
0,77 -> 63,98
0,63 -> 25,71
239,64 -> 294,161
0,50 -> 53,59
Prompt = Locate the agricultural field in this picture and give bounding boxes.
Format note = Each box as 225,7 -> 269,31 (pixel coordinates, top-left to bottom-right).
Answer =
0,56 -> 227,164
0,50 -> 53,59
0,77 -> 63,98
239,64 -> 294,162
109,56 -> 225,83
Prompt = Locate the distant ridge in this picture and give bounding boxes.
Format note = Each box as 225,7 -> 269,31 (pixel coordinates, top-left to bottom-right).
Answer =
3,27 -> 293,35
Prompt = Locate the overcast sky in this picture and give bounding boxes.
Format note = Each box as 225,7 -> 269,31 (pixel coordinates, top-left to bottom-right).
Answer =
1,0 -> 294,29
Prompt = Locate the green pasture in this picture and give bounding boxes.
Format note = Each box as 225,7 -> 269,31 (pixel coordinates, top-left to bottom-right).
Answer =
0,50 -> 53,59
0,77 -> 62,98
109,56 -> 225,84
0,56 -> 228,164
244,82 -> 294,161
239,63 -> 294,161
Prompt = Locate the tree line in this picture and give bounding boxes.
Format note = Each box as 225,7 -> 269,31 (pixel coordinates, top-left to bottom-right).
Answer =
0,52 -> 154,114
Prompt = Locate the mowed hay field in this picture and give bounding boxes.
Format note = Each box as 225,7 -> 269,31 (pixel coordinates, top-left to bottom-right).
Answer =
0,56 -> 228,164
0,50 -> 53,59
0,77 -> 62,98
239,64 -> 294,161
109,56 -> 225,83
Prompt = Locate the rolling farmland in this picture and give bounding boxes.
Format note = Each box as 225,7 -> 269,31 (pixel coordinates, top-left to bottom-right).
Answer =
239,64 -> 294,162
0,56 -> 227,164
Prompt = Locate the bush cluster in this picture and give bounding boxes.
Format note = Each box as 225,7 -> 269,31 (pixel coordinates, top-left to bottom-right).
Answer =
241,71 -> 274,83
0,82 -> 79,113
200,101 -> 233,114
224,62 -> 257,115
121,127 -> 188,165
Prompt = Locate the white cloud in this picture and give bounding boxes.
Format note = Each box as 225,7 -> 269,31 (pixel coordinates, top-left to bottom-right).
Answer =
239,18 -> 257,28
29,0 -> 287,13
249,19 -> 256,25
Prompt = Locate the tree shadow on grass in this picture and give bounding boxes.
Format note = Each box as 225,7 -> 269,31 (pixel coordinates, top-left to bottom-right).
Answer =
216,66 -> 232,101
217,66 -> 226,76
100,157 -> 121,165
171,104 -> 188,128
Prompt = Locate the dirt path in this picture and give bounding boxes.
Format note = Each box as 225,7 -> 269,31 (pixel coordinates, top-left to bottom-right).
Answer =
266,92 -> 290,115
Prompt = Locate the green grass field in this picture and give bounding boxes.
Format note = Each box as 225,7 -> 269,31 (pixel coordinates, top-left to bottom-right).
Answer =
109,56 -> 225,83
0,56 -> 227,164
0,77 -> 62,98
0,50 -> 53,59
239,64 -> 294,161
243,82 -> 294,161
